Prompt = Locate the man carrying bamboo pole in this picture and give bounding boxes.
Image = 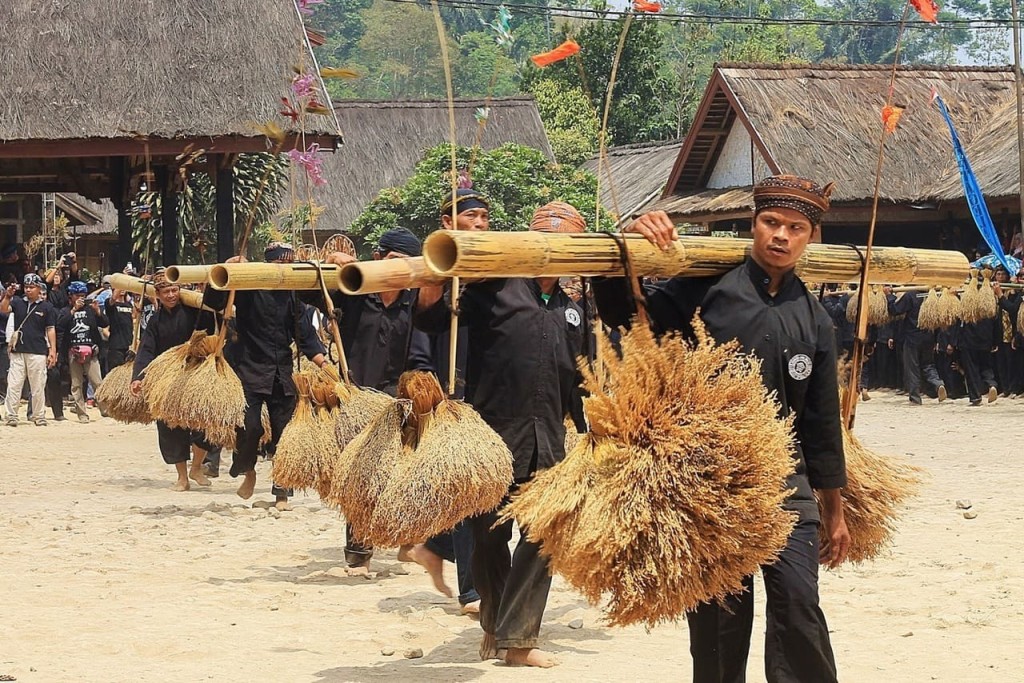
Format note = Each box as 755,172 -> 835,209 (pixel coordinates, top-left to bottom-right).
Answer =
322,228 -> 433,575
130,270 -> 216,491
594,175 -> 849,683
208,242 -> 327,507
884,285 -> 947,405
415,202 -> 587,669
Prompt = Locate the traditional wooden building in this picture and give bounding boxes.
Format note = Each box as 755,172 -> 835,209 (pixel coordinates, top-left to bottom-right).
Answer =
0,0 -> 341,270
579,140 -> 684,224
650,63 -> 1016,250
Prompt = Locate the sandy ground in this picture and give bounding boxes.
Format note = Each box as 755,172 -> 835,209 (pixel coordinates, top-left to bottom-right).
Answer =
1,389 -> 1023,682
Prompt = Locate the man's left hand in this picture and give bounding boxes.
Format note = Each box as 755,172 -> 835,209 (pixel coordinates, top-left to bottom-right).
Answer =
46,352 -> 57,369
817,488 -> 851,569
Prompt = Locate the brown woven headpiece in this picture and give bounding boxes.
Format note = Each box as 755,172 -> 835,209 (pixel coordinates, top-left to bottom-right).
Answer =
530,201 -> 586,234
753,175 -> 835,225
150,267 -> 173,290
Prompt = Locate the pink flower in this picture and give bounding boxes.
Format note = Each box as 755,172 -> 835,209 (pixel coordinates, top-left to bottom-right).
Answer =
296,0 -> 323,16
291,73 -> 316,99
288,143 -> 327,186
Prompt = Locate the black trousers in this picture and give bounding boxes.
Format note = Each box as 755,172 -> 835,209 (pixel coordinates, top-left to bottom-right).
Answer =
960,348 -> 997,402
45,365 -> 66,419
471,495 -> 552,650
902,341 -> 942,401
687,519 -> 837,683
345,523 -> 373,567
425,520 -> 480,605
156,421 -> 215,465
230,380 -> 295,496
108,347 -> 129,371
0,345 -> 8,399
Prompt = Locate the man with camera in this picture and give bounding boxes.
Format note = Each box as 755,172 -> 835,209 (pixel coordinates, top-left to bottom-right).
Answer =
2,274 -> 58,426
61,281 -> 108,422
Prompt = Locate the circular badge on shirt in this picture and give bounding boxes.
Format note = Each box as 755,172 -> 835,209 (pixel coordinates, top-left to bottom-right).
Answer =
788,353 -> 812,380
565,308 -> 581,327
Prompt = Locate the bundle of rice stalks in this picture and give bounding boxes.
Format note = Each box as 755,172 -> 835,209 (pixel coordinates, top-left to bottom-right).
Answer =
936,287 -> 962,328
1017,298 -> 1024,336
369,372 -> 514,546
270,373 -> 319,490
868,286 -> 891,325
844,290 -> 858,323
153,332 -> 245,447
504,316 -> 797,628
818,426 -> 924,564
917,288 -> 942,330
976,271 -> 998,321
96,361 -> 152,424
959,271 -> 985,323
141,338 -> 199,416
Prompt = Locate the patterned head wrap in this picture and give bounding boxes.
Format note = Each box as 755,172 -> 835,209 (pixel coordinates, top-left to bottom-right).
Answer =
441,188 -> 490,217
753,175 -> 835,225
23,273 -> 44,287
530,201 -> 586,234
150,267 -> 174,290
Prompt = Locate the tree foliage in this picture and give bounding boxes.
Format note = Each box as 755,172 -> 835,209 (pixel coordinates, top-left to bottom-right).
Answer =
529,79 -> 601,166
349,143 -> 613,250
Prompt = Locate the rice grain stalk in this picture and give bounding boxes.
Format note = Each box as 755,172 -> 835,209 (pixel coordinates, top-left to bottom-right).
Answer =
959,271 -> 981,323
917,288 -> 941,330
505,316 -> 797,629
141,342 -> 194,420
327,401 -> 406,529
1017,297 -> 1024,335
271,373 -> 320,490
96,361 -> 153,424
937,287 -> 962,328
868,286 -> 891,325
844,290 -> 858,323
371,393 -> 514,546
976,271 -> 998,321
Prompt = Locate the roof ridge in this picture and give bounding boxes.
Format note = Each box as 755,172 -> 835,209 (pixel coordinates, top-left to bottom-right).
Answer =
716,61 -> 1013,74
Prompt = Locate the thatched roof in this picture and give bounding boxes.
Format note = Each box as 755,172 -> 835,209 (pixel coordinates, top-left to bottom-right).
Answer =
664,63 -> 1015,219
0,0 -> 339,145
926,97 -> 1019,201
579,140 -> 683,219
312,97 -> 553,230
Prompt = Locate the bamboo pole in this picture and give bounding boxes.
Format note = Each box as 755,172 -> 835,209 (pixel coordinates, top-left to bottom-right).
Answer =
208,262 -> 341,291
108,273 -> 205,310
165,265 -> 212,285
423,231 -> 969,287
338,257 -> 447,295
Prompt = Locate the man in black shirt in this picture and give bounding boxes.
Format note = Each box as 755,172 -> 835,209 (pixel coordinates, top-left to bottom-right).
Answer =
886,286 -> 947,404
131,270 -> 217,491
415,209 -> 587,669
595,175 -> 848,683
2,274 -> 58,426
105,286 -> 136,370
210,242 -> 327,506
325,228 -> 432,572
951,314 -> 1000,406
62,281 -> 108,422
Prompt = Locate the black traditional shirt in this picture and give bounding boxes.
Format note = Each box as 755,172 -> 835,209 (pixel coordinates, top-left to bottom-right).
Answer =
887,292 -> 932,346
416,278 -> 586,481
62,305 -> 108,352
333,289 -> 431,397
7,297 -> 56,355
594,259 -> 847,522
105,298 -> 135,353
132,305 -> 214,381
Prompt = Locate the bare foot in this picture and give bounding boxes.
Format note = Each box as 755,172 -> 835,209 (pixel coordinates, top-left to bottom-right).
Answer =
396,544 -> 414,562
505,648 -> 558,668
408,543 -> 453,598
189,467 -> 211,487
171,478 -> 190,492
346,564 -> 370,577
274,497 -> 292,512
236,471 -> 256,500
479,633 -> 502,661
460,600 -> 480,616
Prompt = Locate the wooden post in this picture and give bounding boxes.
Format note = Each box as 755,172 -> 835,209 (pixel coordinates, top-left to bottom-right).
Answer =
158,166 -> 178,267
215,157 -> 235,263
110,156 -> 132,272
1012,0 -> 1024,249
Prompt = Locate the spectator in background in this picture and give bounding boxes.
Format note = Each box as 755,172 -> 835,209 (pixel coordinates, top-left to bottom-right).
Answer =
2,274 -> 57,426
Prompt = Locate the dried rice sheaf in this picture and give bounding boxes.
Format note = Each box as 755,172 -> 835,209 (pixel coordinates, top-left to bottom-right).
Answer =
1017,297 -> 1024,335
936,287 -> 962,328
959,271 -> 996,324
868,286 -> 891,325
96,361 -> 152,425
271,373 -> 319,490
917,288 -> 941,331
505,316 -> 797,628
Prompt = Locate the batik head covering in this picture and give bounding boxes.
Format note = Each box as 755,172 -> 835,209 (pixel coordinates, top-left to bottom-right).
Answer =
753,175 -> 835,225
440,188 -> 490,217
150,267 -> 173,290
530,201 -> 586,234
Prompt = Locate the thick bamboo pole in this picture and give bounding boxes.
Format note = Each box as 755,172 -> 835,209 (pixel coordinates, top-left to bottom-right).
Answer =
108,273 -> 204,309
338,257 -> 447,295
165,265 -> 212,285
208,262 -> 341,291
424,232 -> 969,287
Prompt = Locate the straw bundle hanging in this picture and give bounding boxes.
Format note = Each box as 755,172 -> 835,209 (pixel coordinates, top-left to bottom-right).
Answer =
868,286 -> 891,325
154,332 -> 245,447
1017,298 -> 1024,335
503,316 -> 797,628
369,371 -> 515,546
96,360 -> 152,424
976,271 -> 998,321
936,287 -> 962,328
959,271 -> 984,323
917,288 -> 942,330
141,335 -> 202,415
844,290 -> 858,323
270,373 -> 319,490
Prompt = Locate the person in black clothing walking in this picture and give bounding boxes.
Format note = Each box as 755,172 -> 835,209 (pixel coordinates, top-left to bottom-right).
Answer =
105,285 -> 136,370
594,175 -> 849,683
886,287 -> 947,404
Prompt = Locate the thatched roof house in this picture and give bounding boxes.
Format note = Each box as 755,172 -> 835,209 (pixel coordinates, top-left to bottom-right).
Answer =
579,140 -> 683,222
653,63 -> 1016,246
312,97 -> 552,231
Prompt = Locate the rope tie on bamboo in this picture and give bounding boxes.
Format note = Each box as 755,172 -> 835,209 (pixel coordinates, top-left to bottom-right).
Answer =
603,232 -> 650,329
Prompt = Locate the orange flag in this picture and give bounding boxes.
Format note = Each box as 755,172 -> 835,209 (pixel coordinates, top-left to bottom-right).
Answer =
910,0 -> 939,23
530,39 -> 581,68
882,105 -> 904,134
633,0 -> 663,11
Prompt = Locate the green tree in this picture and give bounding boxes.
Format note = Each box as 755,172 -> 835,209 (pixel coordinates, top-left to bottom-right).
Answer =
529,79 -> 601,166
349,143 -> 613,249
131,153 -> 289,266
454,31 -> 520,97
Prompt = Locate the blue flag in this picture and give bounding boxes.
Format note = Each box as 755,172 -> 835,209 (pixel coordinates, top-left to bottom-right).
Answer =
934,93 -> 1013,272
